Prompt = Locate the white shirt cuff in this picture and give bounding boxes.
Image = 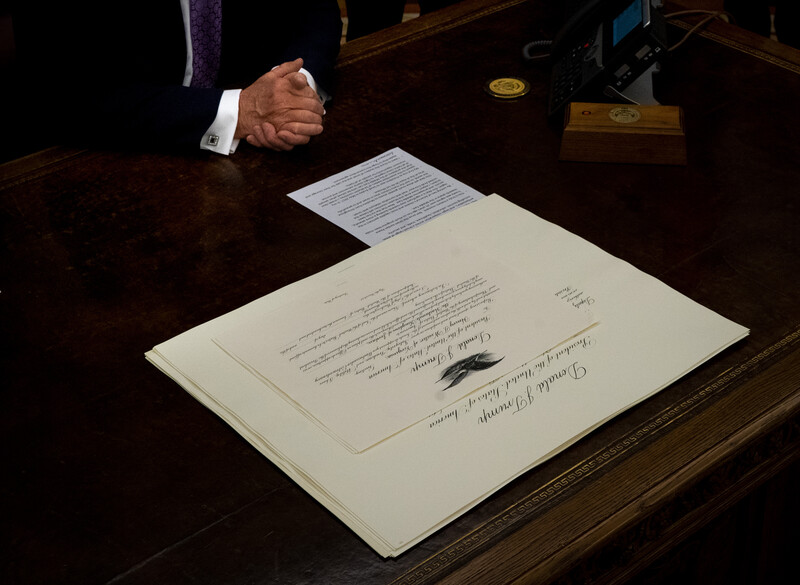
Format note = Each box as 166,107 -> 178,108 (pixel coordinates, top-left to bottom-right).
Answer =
200,68 -> 327,155
302,69 -> 331,104
200,89 -> 241,155
271,66 -> 329,103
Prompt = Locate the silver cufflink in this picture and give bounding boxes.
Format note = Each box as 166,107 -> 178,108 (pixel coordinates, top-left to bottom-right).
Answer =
207,135 -> 220,146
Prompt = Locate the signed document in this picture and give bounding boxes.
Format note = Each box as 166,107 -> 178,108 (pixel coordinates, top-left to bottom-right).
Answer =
214,237 -> 594,452
147,194 -> 748,558
286,148 -> 484,246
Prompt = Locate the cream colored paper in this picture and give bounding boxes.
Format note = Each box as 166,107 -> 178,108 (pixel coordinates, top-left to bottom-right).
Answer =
146,195 -> 748,557
214,236 -> 594,453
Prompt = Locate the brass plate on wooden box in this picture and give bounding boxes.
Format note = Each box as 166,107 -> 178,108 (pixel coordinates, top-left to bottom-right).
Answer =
560,102 -> 687,165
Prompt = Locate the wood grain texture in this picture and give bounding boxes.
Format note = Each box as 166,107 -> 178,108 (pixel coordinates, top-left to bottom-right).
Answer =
560,102 -> 687,165
2,2 -> 799,584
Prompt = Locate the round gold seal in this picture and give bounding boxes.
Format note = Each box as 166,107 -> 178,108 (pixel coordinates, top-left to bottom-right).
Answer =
608,106 -> 642,124
484,77 -> 530,99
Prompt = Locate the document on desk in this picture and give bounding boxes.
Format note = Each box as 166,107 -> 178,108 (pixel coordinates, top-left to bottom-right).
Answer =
147,194 -> 748,558
213,236 -> 594,453
286,147 -> 484,246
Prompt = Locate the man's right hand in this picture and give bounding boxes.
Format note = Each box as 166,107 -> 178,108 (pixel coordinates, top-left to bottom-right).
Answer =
236,58 -> 326,151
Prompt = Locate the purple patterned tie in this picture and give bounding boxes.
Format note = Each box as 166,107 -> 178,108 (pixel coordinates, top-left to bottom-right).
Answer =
189,0 -> 222,88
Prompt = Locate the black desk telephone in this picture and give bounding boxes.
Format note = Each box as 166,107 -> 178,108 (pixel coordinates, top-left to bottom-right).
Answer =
546,0 -> 668,116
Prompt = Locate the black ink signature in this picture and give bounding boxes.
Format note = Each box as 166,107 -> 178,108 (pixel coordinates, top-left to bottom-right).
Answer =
438,352 -> 504,390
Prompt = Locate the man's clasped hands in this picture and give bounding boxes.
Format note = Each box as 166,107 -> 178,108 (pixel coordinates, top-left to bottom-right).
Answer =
236,58 -> 326,151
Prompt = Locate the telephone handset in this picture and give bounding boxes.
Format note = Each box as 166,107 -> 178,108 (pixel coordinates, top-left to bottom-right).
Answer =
547,0 -> 667,117
550,0 -> 610,60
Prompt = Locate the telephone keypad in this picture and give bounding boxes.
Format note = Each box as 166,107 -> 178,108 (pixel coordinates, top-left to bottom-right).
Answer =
551,36 -> 598,107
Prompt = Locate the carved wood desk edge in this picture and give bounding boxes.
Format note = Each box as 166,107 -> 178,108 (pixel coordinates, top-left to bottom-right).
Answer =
0,146 -> 91,190
666,4 -> 800,74
336,0 -> 529,68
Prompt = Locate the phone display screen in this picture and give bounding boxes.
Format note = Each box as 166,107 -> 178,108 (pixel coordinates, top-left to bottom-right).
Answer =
612,0 -> 643,46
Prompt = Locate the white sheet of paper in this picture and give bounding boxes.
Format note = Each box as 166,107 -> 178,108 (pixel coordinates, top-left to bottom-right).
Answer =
286,147 -> 484,246
214,236 -> 594,453
147,195 -> 748,557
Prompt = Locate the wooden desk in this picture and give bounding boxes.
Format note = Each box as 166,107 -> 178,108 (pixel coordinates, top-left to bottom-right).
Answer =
2,1 -> 799,583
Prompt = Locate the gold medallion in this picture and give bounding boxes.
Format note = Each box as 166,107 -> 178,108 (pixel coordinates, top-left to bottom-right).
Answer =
485,77 -> 530,99
608,106 -> 642,124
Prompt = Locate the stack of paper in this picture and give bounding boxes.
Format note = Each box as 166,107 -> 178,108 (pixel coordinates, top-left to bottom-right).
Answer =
147,194 -> 747,557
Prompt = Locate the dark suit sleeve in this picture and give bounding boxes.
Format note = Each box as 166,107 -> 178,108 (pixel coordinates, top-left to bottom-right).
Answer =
13,1 -> 224,151
220,0 -> 342,94
276,0 -> 344,92
74,85 -> 224,150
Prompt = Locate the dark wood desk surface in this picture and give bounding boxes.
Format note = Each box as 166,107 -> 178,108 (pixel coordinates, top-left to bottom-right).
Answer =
2,1 -> 799,583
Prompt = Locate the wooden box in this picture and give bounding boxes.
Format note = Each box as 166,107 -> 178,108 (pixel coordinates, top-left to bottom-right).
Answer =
559,102 -> 687,165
